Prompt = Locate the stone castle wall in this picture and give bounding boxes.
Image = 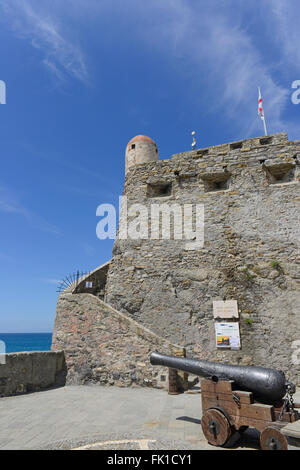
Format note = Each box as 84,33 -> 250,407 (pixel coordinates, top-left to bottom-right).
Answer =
104,133 -> 300,384
0,351 -> 66,397
52,292 -> 185,388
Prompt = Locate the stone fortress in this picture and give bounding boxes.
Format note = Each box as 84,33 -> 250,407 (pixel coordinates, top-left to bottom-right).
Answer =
52,132 -> 300,389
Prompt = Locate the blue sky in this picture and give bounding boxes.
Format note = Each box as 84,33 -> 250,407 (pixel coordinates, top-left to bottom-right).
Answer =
0,0 -> 299,332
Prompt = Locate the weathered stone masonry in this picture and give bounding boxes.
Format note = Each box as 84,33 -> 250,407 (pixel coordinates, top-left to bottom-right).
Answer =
0,351 -> 66,397
52,290 -> 185,388
52,132 -> 300,386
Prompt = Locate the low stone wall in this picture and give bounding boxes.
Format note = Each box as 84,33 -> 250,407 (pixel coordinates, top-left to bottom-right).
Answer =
52,293 -> 185,388
0,351 -> 67,397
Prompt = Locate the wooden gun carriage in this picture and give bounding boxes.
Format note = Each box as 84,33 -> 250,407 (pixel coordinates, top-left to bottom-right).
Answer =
150,351 -> 299,450
200,377 -> 298,450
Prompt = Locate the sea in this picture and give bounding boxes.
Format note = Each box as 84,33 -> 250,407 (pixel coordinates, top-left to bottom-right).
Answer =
0,333 -> 52,353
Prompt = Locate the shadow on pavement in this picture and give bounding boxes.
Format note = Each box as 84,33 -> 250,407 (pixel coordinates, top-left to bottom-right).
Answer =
176,416 -> 202,425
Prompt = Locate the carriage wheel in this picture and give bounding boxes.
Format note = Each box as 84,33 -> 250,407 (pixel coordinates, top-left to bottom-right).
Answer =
260,426 -> 288,450
201,409 -> 232,446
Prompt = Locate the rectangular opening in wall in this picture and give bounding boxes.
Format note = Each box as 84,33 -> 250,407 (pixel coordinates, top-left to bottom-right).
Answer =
264,163 -> 295,184
147,182 -> 172,197
230,142 -> 243,150
201,172 -> 231,192
197,149 -> 209,156
260,137 -> 273,146
211,180 -> 229,191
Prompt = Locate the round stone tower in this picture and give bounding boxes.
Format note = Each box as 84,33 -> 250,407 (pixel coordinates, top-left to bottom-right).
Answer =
125,135 -> 158,174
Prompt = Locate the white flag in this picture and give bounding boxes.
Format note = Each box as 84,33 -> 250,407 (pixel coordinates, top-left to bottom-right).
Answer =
258,87 -> 264,120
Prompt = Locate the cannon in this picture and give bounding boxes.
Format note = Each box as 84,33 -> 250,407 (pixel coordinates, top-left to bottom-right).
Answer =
150,351 -> 299,450
150,350 -> 295,403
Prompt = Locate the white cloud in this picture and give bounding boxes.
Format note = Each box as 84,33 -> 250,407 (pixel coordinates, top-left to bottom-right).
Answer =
0,186 -> 61,235
1,0 -> 297,136
83,243 -> 95,257
128,0 -> 290,136
41,278 -> 61,285
264,0 -> 300,67
70,0 -> 290,136
0,187 -> 30,217
0,0 -> 89,84
42,59 -> 66,83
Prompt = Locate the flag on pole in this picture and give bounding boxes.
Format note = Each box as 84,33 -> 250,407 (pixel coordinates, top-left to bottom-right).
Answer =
191,131 -> 196,150
258,87 -> 268,136
258,87 -> 264,119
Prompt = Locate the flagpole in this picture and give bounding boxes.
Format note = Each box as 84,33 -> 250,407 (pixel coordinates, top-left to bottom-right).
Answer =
262,116 -> 267,136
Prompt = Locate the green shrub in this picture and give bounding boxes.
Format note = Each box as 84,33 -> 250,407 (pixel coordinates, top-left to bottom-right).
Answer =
271,260 -> 282,270
243,268 -> 254,282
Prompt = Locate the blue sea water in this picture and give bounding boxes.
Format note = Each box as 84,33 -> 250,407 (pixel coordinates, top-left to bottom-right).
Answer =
0,333 -> 52,353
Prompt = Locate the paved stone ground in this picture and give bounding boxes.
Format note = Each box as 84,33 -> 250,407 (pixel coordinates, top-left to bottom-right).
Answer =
0,385 -> 299,450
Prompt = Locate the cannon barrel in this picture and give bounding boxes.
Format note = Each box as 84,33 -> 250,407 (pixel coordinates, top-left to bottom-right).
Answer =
150,351 -> 294,402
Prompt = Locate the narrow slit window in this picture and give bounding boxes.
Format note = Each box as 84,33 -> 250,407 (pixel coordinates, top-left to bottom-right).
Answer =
197,149 -> 208,156
147,182 -> 172,197
260,137 -> 273,146
230,142 -> 243,150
